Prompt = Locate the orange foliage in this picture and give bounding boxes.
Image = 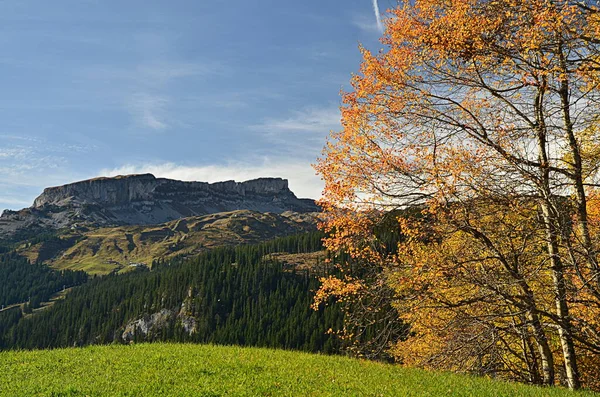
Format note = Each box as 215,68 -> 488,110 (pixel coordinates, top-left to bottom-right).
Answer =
316,0 -> 600,390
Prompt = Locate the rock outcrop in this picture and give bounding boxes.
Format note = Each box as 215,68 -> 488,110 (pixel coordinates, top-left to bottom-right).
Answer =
0,174 -> 319,237
121,309 -> 176,342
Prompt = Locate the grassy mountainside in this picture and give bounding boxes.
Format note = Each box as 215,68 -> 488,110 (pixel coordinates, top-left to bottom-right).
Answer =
17,210 -> 316,274
1,343 -> 596,396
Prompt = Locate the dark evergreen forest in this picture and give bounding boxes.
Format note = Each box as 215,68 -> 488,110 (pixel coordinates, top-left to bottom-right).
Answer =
0,252 -> 87,309
0,232 -> 346,354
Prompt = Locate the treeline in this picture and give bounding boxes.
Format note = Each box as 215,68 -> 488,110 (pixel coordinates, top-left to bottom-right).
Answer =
0,252 -> 87,308
0,232 -> 344,354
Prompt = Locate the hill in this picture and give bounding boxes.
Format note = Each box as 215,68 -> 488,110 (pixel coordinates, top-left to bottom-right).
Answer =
16,210 -> 317,274
1,343 -> 596,396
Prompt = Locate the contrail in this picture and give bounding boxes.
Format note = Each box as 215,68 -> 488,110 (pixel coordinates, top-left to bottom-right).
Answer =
371,0 -> 384,33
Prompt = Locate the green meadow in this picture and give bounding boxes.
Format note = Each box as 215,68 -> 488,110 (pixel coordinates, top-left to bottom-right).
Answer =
0,343 -> 597,396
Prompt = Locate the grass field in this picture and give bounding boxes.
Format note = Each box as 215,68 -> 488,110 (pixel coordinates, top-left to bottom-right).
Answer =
0,344 -> 597,396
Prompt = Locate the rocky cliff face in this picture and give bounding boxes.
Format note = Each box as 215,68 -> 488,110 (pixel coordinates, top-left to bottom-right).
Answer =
0,174 -> 319,237
32,174 -> 297,209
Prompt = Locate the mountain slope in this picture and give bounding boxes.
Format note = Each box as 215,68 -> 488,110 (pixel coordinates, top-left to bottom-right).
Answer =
1,233 -> 339,351
1,344 -> 594,397
17,210 -> 317,274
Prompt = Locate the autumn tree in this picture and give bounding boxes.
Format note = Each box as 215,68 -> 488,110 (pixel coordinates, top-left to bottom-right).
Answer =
317,0 -> 600,390
313,212 -> 409,361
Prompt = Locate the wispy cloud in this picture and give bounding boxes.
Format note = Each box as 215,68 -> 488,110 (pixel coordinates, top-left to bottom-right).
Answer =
0,163 -> 87,211
121,61 -> 224,131
371,0 -> 384,33
126,93 -> 169,130
352,1 -> 386,34
351,14 -> 381,34
254,106 -> 340,134
250,106 -> 340,156
0,196 -> 31,208
100,160 -> 324,199
0,137 -> 96,210
0,147 -> 29,159
83,60 -> 226,132
136,62 -> 224,84
84,61 -> 225,86
0,134 -> 42,143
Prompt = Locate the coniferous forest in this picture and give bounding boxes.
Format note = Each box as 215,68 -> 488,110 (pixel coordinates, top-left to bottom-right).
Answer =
0,233 -> 345,354
0,251 -> 87,309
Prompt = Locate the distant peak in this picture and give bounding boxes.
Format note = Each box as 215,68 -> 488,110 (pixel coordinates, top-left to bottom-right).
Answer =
240,178 -> 289,193
30,173 -> 308,211
68,174 -> 287,186
1,173 -> 319,237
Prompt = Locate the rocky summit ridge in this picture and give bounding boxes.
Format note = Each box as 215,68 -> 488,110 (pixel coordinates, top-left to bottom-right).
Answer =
0,174 -> 319,237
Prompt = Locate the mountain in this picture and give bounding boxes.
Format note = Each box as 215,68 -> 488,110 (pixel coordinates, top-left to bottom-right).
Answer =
0,174 -> 319,239
17,209 -> 318,274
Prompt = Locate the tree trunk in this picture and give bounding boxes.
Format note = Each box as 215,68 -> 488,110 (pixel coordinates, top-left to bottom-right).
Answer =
540,202 -> 581,390
535,72 -> 581,389
557,39 -> 600,295
526,310 -> 555,385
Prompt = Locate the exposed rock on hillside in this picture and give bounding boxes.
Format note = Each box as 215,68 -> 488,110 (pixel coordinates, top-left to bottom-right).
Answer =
122,309 -> 177,342
0,174 -> 319,237
121,287 -> 200,342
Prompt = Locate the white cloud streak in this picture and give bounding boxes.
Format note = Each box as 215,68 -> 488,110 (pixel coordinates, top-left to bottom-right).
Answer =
250,107 -> 340,155
100,160 -> 324,199
255,107 -> 340,134
0,137 -> 97,210
84,60 -> 225,132
126,93 -> 168,130
371,0 -> 384,33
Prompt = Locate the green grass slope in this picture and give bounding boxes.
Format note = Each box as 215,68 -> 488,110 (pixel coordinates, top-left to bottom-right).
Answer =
17,210 -> 316,275
1,344 -> 597,396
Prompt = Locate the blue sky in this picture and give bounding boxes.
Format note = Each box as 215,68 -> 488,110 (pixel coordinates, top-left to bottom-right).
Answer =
0,0 -> 389,211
